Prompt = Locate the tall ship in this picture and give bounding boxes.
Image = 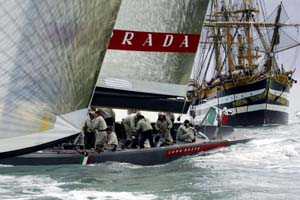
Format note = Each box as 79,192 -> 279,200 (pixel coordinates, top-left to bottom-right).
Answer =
187,0 -> 299,126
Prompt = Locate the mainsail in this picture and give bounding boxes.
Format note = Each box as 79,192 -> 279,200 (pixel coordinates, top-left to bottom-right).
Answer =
0,0 -> 121,158
94,0 -> 210,113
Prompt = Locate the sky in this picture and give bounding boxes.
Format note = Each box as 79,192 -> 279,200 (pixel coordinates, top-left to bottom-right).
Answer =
267,0 -> 300,79
272,0 -> 300,112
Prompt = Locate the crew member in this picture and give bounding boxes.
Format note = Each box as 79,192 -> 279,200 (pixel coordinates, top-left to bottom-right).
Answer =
122,111 -> 142,141
83,112 -> 95,149
96,108 -> 115,127
155,112 -> 173,144
105,127 -> 118,151
165,112 -> 176,143
93,110 -> 107,148
136,115 -> 155,148
177,120 -> 195,143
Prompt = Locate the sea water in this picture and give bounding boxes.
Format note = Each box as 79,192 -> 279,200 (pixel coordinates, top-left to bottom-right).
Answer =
1,119 -> 300,200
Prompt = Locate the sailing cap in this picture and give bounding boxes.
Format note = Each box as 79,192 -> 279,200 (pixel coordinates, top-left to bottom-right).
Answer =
158,112 -> 165,116
136,111 -> 142,116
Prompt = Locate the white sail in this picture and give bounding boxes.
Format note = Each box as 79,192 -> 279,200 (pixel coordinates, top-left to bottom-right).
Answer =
0,0 -> 121,157
97,0 -> 210,98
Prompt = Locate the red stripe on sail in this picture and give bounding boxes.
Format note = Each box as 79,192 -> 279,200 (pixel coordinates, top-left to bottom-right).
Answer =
108,29 -> 200,52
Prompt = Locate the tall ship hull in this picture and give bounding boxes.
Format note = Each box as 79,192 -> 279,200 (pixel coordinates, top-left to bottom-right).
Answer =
187,0 -> 298,127
191,75 -> 291,126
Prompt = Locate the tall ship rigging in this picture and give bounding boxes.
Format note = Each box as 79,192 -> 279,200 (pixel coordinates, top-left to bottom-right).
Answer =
188,0 -> 299,126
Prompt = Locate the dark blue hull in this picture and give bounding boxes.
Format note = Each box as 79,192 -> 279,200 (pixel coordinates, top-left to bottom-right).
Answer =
191,77 -> 290,126
0,137 -> 251,166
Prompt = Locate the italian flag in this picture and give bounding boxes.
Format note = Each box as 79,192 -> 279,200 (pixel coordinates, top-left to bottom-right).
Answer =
81,154 -> 92,165
207,107 -> 229,125
207,107 -> 218,125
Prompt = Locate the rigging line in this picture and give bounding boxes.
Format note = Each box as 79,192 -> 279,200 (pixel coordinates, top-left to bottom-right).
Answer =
259,0 -> 272,45
197,45 -> 213,82
193,31 -> 207,79
241,37 -> 300,54
289,28 -> 300,69
274,43 -> 300,53
195,2 -> 214,81
194,42 -> 206,80
179,97 -> 188,117
196,29 -> 211,78
274,86 -> 287,102
202,44 -> 216,83
280,27 -> 300,43
218,12 -> 246,76
194,32 -> 209,80
259,0 -> 267,22
196,41 -> 214,81
251,16 -> 269,53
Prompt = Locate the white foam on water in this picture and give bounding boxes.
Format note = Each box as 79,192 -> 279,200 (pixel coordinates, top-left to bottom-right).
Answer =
66,191 -> 158,200
92,161 -> 166,170
0,174 -> 158,200
190,130 -> 300,173
0,164 -> 13,168
251,138 -> 284,146
0,175 -> 66,200
170,194 -> 192,200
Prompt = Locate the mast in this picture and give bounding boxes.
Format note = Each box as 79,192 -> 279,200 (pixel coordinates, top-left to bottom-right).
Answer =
210,0 -> 260,76
187,0 -> 300,105
270,2 -> 282,53
213,0 -> 222,77
245,1 -> 253,72
198,0 -> 300,88
237,34 -> 244,66
224,2 -> 233,74
266,2 -> 282,73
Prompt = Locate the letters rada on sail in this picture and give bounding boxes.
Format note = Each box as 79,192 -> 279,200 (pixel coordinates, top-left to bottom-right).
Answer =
108,29 -> 200,52
0,0 -> 121,158
187,0 -> 299,126
95,0 -> 210,112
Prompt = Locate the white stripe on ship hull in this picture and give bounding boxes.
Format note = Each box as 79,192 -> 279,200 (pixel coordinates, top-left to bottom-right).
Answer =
193,103 -> 289,124
234,103 -> 289,114
196,88 -> 266,111
194,88 -> 289,112
196,103 -> 289,115
269,88 -> 289,100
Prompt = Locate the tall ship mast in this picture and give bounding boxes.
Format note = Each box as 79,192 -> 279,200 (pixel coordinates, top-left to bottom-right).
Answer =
188,0 -> 299,126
